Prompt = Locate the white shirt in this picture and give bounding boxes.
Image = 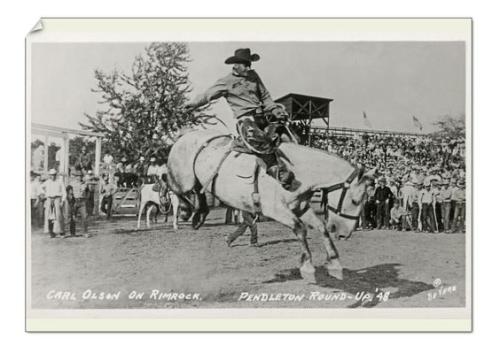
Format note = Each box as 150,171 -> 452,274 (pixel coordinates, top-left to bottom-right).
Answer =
42,178 -> 65,198
147,165 -> 159,176
157,164 -> 168,177
31,180 -> 42,199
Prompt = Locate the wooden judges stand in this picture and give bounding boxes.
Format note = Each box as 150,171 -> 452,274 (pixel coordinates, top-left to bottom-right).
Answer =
275,93 -> 333,145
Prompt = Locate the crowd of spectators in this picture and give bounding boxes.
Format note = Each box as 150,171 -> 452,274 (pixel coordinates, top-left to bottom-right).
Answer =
30,147 -> 171,238
30,129 -> 467,236
309,129 -> 467,233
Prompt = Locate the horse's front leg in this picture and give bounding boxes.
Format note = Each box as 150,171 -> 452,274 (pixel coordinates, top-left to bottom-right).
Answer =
136,200 -> 145,230
269,206 -> 315,283
171,193 -> 179,231
300,207 -> 343,280
146,205 -> 153,228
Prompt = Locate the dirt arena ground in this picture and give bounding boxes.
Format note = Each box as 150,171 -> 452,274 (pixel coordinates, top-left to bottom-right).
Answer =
29,208 -> 466,309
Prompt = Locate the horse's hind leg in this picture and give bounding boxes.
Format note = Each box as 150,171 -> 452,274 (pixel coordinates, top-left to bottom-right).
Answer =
192,189 -> 210,230
300,207 -> 343,280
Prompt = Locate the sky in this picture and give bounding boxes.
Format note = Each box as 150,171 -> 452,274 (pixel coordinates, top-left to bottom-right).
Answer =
31,41 -> 465,134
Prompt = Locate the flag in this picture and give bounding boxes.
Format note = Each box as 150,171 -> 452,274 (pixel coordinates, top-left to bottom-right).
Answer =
412,116 -> 423,131
362,111 -> 372,128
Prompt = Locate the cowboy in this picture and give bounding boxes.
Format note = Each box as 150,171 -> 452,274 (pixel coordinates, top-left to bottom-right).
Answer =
440,179 -> 453,232
64,169 -> 90,238
30,171 -> 43,228
419,180 -> 437,233
374,177 -> 394,229
146,156 -> 159,184
185,48 -> 293,188
41,169 -> 65,237
451,179 -> 466,233
135,156 -> 147,179
100,173 -> 117,219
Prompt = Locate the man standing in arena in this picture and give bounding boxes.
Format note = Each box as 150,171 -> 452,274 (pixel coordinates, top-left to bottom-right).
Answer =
374,177 -> 394,229
440,179 -> 453,232
30,171 -> 43,228
65,169 -> 90,238
451,179 -> 466,233
419,180 -> 437,233
41,169 -> 65,237
100,174 -> 117,219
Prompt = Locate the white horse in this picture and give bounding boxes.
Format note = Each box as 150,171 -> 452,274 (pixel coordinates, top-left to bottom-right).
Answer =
136,184 -> 181,230
167,130 -> 375,282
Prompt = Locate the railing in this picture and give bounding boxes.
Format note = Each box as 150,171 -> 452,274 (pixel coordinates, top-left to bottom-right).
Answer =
310,126 -> 427,138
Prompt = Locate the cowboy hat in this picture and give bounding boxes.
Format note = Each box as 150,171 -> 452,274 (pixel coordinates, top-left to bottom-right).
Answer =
224,48 -> 260,65
48,169 -> 57,175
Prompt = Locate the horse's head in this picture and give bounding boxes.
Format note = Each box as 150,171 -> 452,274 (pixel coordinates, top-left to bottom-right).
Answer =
325,167 -> 376,238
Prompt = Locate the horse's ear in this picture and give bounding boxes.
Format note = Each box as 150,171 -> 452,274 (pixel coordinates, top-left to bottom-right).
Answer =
358,167 -> 376,185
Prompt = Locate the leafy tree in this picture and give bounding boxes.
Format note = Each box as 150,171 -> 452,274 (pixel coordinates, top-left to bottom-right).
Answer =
432,114 -> 465,140
81,42 -> 214,162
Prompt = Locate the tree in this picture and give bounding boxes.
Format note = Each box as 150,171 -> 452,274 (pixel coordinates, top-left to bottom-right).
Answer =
81,42 -> 214,162
432,114 -> 465,140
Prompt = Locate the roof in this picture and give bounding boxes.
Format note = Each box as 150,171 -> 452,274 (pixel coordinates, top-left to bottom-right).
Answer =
276,93 -> 333,103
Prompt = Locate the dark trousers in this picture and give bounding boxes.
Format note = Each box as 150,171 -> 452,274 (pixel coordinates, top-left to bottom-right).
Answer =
361,201 -> 376,228
86,187 -> 95,216
376,201 -> 390,228
435,202 -> 443,231
442,202 -> 452,231
226,211 -> 258,245
100,195 -> 113,219
31,199 -> 43,228
64,198 -> 88,236
421,203 -> 436,232
452,202 -> 466,232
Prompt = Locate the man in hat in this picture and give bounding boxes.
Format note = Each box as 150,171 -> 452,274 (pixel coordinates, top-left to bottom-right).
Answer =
100,173 -> 117,220
440,179 -> 453,232
185,48 -> 292,188
41,169 -> 65,237
432,179 -> 444,232
451,179 -> 466,233
30,171 -> 43,228
419,180 -> 437,233
64,169 -> 90,237
135,156 -> 147,180
146,156 -> 159,184
374,177 -> 394,229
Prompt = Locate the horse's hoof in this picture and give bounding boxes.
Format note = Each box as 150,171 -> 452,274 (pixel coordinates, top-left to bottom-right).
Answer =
326,259 -> 344,280
299,261 -> 316,284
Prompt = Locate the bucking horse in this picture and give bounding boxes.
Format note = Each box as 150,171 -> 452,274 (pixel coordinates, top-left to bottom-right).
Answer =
166,129 -> 375,282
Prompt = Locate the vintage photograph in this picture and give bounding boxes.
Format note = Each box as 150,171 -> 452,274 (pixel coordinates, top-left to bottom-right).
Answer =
26,19 -> 471,331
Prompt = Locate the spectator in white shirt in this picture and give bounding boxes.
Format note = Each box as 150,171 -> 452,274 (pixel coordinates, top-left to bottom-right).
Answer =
41,169 -> 65,237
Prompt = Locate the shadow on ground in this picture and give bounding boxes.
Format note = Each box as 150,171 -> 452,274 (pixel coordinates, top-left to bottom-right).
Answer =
263,263 -> 434,308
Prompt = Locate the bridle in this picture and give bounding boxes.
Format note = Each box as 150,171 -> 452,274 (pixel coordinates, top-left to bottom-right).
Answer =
320,168 -> 360,221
